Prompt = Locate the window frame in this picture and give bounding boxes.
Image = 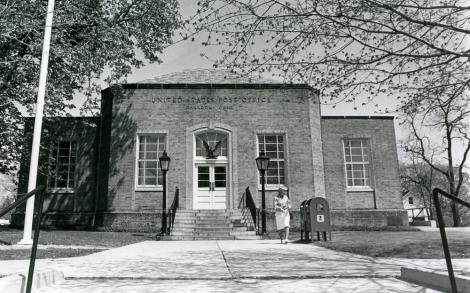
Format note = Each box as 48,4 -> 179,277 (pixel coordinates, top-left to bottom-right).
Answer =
48,140 -> 77,193
134,133 -> 167,191
256,133 -> 287,190
342,138 -> 373,191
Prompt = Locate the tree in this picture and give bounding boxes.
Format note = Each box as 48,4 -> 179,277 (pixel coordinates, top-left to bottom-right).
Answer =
400,158 -> 470,226
190,0 -> 470,102
400,155 -> 439,221
1,0 -> 181,175
400,76 -> 470,226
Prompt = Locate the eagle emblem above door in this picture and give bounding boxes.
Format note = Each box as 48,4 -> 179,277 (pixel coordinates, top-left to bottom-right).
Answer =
202,140 -> 222,159
196,132 -> 228,159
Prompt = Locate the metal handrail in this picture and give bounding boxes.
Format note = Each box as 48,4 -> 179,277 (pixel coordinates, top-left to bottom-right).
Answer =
239,187 -> 258,234
0,185 -> 46,293
167,187 -> 179,233
432,187 -> 470,293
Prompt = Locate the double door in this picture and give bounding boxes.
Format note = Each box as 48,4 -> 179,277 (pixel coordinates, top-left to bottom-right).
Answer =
194,164 -> 227,209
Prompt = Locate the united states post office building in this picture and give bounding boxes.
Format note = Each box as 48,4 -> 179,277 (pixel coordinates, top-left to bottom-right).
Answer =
13,69 -> 407,231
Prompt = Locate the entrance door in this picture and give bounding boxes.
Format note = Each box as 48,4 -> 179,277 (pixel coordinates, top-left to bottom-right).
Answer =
195,164 -> 227,209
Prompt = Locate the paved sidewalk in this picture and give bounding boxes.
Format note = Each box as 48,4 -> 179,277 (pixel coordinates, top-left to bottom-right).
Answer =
0,240 -> 467,292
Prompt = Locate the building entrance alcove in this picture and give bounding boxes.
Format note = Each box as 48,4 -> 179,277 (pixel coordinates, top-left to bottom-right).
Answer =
193,130 -> 230,209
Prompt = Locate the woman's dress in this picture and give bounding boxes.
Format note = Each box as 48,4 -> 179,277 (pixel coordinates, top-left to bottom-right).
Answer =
274,195 -> 290,230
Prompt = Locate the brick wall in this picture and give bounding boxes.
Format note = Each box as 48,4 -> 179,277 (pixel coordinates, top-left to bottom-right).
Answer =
13,89 -> 407,230
321,117 -> 403,211
102,85 -> 322,215
12,118 -> 100,228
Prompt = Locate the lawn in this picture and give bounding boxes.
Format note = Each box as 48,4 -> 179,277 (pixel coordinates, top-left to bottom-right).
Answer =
0,227 -> 155,247
0,248 -> 105,260
312,230 -> 470,259
0,228 -> 156,260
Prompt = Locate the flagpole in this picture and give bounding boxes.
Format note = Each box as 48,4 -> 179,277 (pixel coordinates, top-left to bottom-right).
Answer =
18,0 -> 55,245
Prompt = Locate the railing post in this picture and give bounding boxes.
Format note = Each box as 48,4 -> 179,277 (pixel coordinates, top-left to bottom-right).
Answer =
432,189 -> 458,293
25,188 -> 45,293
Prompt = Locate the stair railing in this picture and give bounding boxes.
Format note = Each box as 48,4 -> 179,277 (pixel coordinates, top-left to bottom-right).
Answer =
166,187 -> 179,233
0,185 -> 46,293
238,187 -> 259,235
432,187 -> 470,293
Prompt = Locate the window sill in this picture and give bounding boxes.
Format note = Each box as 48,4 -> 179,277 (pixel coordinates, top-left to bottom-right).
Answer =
49,188 -> 74,194
258,185 -> 288,191
135,186 -> 163,192
347,187 -> 374,193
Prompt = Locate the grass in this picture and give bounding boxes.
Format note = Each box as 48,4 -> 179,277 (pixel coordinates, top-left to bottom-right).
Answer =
2,227 -> 469,260
0,227 -> 156,260
0,227 -> 155,247
0,248 -> 105,260
312,230 -> 470,259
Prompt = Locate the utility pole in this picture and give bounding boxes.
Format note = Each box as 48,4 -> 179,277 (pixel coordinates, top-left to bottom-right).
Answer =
18,0 -> 55,245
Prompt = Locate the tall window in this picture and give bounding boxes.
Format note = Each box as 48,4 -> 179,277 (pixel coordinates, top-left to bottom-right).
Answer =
49,141 -> 76,189
343,139 -> 370,187
258,134 -> 285,185
137,135 -> 166,186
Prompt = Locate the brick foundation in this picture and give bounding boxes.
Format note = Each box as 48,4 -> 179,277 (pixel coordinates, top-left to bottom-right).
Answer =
10,212 -> 95,229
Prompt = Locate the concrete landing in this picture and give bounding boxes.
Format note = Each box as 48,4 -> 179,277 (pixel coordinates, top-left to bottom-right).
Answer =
0,240 -> 466,292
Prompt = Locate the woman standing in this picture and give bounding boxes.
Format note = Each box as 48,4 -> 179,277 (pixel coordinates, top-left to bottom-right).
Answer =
274,187 -> 291,244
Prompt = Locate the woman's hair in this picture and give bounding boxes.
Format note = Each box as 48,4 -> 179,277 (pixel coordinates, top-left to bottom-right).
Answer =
277,187 -> 288,198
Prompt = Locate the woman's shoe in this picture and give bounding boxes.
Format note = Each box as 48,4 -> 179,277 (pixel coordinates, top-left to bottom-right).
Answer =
284,239 -> 289,244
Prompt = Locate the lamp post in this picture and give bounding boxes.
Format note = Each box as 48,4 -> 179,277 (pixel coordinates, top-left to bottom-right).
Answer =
256,150 -> 270,234
159,150 -> 170,235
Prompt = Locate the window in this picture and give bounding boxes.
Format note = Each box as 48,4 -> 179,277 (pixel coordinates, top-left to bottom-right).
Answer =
258,134 -> 285,185
343,139 -> 370,188
137,135 -> 166,186
408,197 -> 414,205
49,141 -> 76,189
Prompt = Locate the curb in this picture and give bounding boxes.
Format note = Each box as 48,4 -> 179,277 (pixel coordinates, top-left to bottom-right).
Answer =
400,267 -> 470,292
0,269 -> 64,293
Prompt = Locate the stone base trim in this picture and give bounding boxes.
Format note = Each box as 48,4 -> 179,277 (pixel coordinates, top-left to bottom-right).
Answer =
9,209 -> 407,231
10,212 -> 95,229
99,212 -> 163,232
330,209 -> 408,227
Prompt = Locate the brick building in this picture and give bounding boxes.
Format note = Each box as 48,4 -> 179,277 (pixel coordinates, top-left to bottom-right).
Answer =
13,69 -> 407,232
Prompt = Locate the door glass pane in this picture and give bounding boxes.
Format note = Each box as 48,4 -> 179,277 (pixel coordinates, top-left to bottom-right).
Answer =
214,166 -> 226,188
198,166 -> 210,188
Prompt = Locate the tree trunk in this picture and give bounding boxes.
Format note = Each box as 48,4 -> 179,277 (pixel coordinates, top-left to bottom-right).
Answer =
451,202 -> 460,227
448,177 -> 460,227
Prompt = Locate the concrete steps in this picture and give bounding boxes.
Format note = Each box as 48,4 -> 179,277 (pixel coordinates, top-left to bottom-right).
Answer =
167,209 -> 260,240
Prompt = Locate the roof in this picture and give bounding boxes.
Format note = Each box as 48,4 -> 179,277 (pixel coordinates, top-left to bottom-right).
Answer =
138,68 -> 278,84
119,68 -> 314,90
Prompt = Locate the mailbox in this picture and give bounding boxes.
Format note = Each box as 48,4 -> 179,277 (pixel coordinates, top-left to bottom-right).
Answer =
308,197 -> 331,242
300,199 -> 308,241
304,198 -> 314,241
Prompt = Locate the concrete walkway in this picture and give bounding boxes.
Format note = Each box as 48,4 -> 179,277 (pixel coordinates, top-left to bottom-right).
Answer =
1,240 -> 467,292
